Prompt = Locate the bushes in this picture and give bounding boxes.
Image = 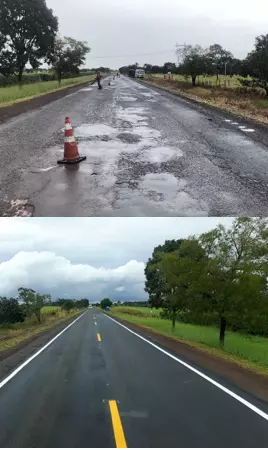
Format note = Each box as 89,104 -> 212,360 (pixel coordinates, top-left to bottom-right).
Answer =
0,298 -> 25,325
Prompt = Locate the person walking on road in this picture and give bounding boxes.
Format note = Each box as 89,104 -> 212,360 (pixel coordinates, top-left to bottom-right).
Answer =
96,72 -> 103,90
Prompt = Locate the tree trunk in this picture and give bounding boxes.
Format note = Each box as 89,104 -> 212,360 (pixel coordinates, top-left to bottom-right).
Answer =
35,309 -> 41,324
192,75 -> 196,87
18,66 -> 24,88
219,316 -> 226,346
172,308 -> 176,331
57,70 -> 62,86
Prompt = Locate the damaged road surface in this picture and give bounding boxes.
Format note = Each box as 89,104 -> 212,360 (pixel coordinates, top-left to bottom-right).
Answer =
1,76 -> 268,216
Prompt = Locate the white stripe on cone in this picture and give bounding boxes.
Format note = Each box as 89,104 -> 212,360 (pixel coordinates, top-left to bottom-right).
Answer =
64,136 -> 76,143
65,124 -> 73,131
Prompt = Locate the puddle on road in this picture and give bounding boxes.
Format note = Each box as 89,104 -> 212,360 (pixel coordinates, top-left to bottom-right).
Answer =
79,87 -> 93,92
120,97 -> 137,102
144,146 -> 183,163
138,173 -> 208,215
75,124 -> 116,137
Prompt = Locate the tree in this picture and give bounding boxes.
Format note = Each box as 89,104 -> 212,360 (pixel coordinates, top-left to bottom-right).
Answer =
208,44 -> 233,79
18,288 -> 51,323
100,298 -> 112,309
0,0 -> 58,84
78,299 -> 89,308
145,240 -> 184,309
0,297 -> 25,324
61,299 -> 74,313
47,36 -> 90,84
246,34 -> 268,95
190,218 -> 268,346
176,44 -> 210,86
155,239 -> 206,330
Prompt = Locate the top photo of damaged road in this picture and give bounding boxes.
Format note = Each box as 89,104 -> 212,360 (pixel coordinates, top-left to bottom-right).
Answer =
1,0 -> 268,217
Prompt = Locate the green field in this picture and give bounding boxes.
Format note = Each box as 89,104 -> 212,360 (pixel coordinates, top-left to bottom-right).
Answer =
109,307 -> 268,372
0,75 -> 95,106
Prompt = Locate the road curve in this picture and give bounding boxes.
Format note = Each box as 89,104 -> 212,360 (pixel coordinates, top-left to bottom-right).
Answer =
0,308 -> 268,447
0,76 -> 268,216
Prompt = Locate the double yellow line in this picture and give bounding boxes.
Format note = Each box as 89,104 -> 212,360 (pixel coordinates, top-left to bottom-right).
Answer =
109,400 -> 127,448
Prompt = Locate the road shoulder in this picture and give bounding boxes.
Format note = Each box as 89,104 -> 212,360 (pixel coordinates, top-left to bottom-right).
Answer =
106,313 -> 268,405
0,312 -> 85,382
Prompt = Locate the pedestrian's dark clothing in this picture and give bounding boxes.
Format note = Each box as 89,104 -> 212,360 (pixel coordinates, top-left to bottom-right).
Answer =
96,73 -> 103,89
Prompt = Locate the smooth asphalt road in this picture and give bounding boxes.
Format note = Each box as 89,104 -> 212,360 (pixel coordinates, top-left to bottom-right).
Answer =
0,308 -> 268,448
1,76 -> 268,217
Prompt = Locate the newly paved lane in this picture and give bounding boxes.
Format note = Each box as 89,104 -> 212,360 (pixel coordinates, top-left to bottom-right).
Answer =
0,308 -> 268,447
1,76 -> 268,216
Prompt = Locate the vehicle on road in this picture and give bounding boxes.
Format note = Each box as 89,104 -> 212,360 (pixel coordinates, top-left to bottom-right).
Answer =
135,69 -> 145,78
128,68 -> 145,78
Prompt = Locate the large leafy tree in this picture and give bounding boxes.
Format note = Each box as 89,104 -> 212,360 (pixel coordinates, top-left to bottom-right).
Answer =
246,34 -> 268,95
48,36 -> 90,84
100,298 -> 112,310
156,239 -> 206,330
145,240 -> 184,309
0,0 -> 58,84
176,45 -> 211,86
208,44 -> 233,79
18,287 -> 51,323
190,218 -> 268,345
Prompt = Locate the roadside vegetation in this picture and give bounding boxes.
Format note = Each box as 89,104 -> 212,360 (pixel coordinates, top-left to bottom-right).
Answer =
105,218 -> 268,373
108,307 -> 268,373
0,289 -> 89,352
120,37 -> 268,124
0,1 -> 111,105
0,75 -> 95,106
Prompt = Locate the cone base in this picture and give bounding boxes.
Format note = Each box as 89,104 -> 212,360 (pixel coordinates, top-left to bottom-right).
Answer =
57,156 -> 86,165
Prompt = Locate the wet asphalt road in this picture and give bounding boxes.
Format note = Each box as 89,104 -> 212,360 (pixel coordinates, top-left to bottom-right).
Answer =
1,75 -> 268,216
0,308 -> 268,448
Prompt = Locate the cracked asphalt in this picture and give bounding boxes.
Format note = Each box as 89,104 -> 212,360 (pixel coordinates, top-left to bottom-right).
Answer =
1,75 -> 268,216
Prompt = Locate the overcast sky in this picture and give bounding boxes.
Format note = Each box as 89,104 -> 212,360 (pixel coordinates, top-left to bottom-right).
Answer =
46,0 -> 268,69
0,218 -> 233,302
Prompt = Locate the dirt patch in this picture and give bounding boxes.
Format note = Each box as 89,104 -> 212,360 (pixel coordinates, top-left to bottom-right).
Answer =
0,81 -> 93,125
110,314 -> 268,404
141,78 -> 268,126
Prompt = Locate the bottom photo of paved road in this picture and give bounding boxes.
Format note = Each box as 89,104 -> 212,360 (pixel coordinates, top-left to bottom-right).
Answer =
0,308 -> 268,448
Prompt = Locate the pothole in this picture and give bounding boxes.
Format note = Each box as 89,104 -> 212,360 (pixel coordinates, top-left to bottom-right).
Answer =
3,199 -> 34,217
117,133 -> 142,144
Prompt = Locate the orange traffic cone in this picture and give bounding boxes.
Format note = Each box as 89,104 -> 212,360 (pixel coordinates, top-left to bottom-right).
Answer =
57,117 -> 86,165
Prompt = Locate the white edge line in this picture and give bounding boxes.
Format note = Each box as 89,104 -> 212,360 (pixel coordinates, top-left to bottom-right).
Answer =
106,314 -> 268,422
0,311 -> 87,389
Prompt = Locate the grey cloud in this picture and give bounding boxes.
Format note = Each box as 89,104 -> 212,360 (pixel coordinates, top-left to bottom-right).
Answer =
46,0 -> 268,68
0,218 -> 233,301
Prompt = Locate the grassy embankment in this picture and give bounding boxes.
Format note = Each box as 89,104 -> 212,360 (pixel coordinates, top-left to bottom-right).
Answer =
0,305 -> 84,352
107,306 -> 268,375
141,74 -> 268,125
0,75 -> 96,107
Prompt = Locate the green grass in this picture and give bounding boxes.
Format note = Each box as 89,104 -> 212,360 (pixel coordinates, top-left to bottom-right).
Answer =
109,307 -> 268,372
253,99 -> 268,109
41,306 -> 61,314
0,75 -> 95,106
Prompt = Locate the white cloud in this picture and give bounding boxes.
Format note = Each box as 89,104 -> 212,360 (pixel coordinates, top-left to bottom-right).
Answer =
0,217 -> 233,301
0,251 -> 145,301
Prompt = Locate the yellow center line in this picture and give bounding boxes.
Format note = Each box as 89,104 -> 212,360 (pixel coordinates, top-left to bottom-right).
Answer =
97,333 -> 101,342
109,400 -> 127,448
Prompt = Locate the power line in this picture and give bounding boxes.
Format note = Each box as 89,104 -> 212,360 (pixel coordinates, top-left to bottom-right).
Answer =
89,49 -> 177,59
